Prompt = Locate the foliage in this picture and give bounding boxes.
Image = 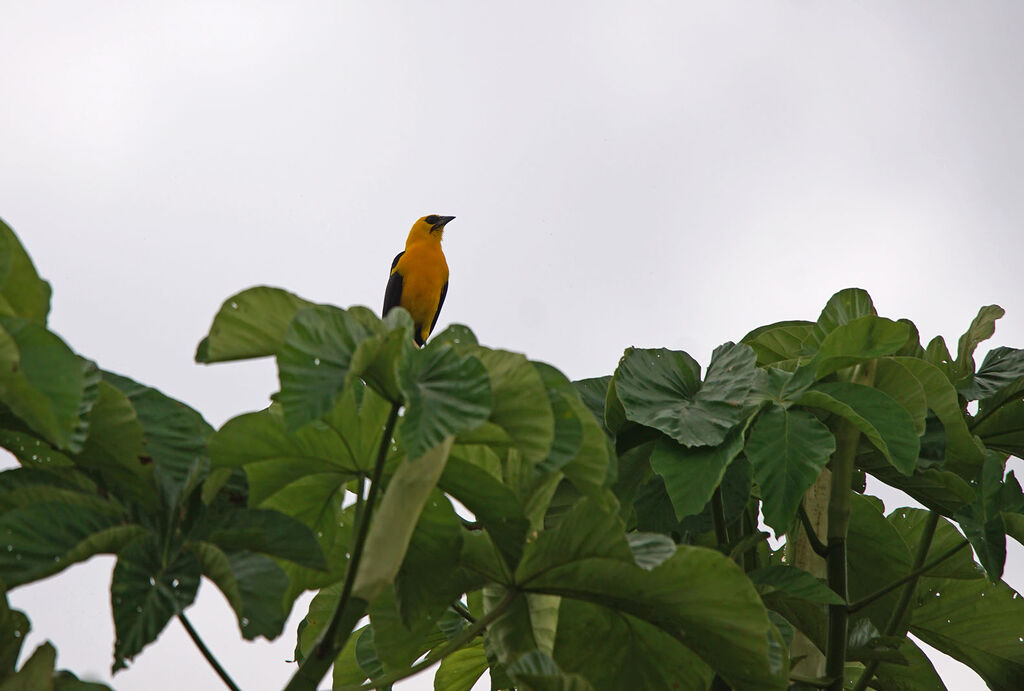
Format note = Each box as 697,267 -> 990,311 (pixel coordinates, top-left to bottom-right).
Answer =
1,217 -> 1024,690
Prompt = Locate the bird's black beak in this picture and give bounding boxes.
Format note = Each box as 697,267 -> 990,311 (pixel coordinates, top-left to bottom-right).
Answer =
432,215 -> 456,231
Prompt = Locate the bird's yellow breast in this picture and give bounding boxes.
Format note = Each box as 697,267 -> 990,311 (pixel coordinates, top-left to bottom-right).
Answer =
394,242 -> 448,339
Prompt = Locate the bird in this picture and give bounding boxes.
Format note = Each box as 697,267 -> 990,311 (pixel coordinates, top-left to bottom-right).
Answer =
382,214 -> 455,346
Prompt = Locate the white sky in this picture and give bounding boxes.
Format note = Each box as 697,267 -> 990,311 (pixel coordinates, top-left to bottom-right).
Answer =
1,1 -> 1022,689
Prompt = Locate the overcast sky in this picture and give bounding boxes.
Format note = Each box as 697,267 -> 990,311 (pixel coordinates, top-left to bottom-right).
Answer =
2,2 -> 1023,689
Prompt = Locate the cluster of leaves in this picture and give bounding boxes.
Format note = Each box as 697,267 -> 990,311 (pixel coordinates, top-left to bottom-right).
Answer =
1,213 -> 1024,691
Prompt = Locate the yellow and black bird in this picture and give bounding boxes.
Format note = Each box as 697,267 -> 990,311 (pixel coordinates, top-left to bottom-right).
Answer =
383,214 -> 455,346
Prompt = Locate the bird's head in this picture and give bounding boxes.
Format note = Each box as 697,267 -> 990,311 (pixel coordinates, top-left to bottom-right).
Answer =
408,214 -> 455,244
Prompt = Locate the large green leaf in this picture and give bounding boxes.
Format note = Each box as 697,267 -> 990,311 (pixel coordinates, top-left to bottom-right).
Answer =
197,507 -> 326,570
886,508 -> 980,580
798,382 -> 919,475
973,387 -> 1024,459
0,317 -> 96,453
812,316 -> 910,378
275,305 -> 380,429
745,405 -> 835,533
846,494 -> 912,633
570,377 -> 611,437
72,381 -> 156,505
803,288 -> 877,349
0,500 -> 142,588
951,304 -> 1004,386
0,430 -> 74,469
474,348 -> 554,464
552,598 -> 711,691
888,357 -> 985,478
955,453 -> 1022,581
614,345 -> 753,448
195,286 -> 315,363
104,371 -> 213,511
741,320 -> 815,366
0,218 -> 51,325
352,437 -> 454,603
503,649 -> 595,691
398,341 -> 492,460
858,453 -> 975,516
367,586 -> 450,674
650,422 -> 746,521
873,358 -> 928,436
961,347 -> 1024,401
870,637 -> 948,691
191,543 -> 288,639
111,533 -> 201,671
533,365 -> 584,475
748,565 -> 845,605
433,638 -> 488,691
0,641 -> 55,691
0,595 -> 30,681
911,576 -> 1024,690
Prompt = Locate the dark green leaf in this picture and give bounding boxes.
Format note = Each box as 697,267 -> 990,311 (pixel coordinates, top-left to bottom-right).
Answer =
651,421 -> 746,522
911,576 -> 1024,690
871,637 -> 948,691
873,358 -> 928,436
846,493 -> 912,632
571,377 -> 611,436
0,219 -> 51,325
962,347 -> 1024,401
0,595 -> 30,680
398,341 -> 492,460
506,649 -> 595,691
191,543 -> 288,639
195,286 -> 315,363
474,348 -> 554,464
200,508 -> 326,570
275,305 -> 379,429
951,304 -> 1004,385
746,405 -> 835,533
813,316 -> 909,378
1,641 -> 55,691
803,288 -> 877,351
886,507 -> 980,580
749,565 -> 845,604
798,382 -> 919,475
955,452 -> 1018,581
0,317 -> 95,453
741,320 -> 815,366
434,639 -> 488,691
0,500 -> 141,588
111,534 -> 201,671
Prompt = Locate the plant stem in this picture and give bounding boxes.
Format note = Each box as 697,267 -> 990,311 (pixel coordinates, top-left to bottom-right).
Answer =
798,504 -> 830,558
823,418 -> 860,691
851,511 -> 941,691
334,589 -> 519,691
847,537 -> 968,614
740,508 -> 759,572
451,599 -> 476,624
178,613 -> 240,691
711,486 -> 729,547
284,402 -> 401,691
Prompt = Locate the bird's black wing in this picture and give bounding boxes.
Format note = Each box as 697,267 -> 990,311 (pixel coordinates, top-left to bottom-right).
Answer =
428,279 -> 448,337
382,251 -> 405,317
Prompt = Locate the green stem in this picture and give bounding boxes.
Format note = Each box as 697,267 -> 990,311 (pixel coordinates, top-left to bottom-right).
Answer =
334,589 -> 519,691
798,504 -> 830,558
851,512 -> 941,691
740,508 -> 759,572
711,486 -> 729,547
824,419 -> 860,691
847,537 -> 968,614
284,402 -> 401,691
178,613 -> 240,691
451,599 -> 476,624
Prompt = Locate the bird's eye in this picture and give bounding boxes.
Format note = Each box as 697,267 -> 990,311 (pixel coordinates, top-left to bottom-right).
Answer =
424,215 -> 440,225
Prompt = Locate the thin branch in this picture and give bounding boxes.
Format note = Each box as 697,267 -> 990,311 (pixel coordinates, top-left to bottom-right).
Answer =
848,537 -> 969,614
334,589 -> 519,691
851,511 -> 941,691
451,600 -> 476,624
798,504 -> 830,558
285,402 -> 401,691
178,613 -> 240,691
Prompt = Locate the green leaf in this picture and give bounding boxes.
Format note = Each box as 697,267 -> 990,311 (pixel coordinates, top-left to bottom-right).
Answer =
191,543 -> 288,639
846,494 -> 912,632
104,371 -> 213,510
614,346 -> 751,448
275,305 -> 379,429
651,420 -> 747,522
533,364 -> 584,475
506,649 -> 595,691
797,382 -> 919,475
332,624 -> 369,687
0,430 -> 73,469
873,358 -> 928,436
0,500 -> 142,588
813,316 -> 909,378
871,637 -> 948,691
73,381 -> 156,505
0,317 -> 96,452
0,595 -> 30,680
398,341 -> 492,460
571,376 -> 611,437
474,348 -> 555,464
741,320 -> 815,366
886,507 -> 980,580
111,533 -> 201,671
199,507 -> 326,570
0,218 -> 51,325
625,532 -> 676,570
951,304 -> 1005,385
746,405 -> 835,533
911,576 -> 1024,690
858,454 -> 975,516
368,586 -> 447,673
973,391 -> 1024,459
955,452 -> 1017,581
349,307 -> 417,403
195,286 -> 316,363
961,347 -> 1024,401
434,639 -> 488,691
748,565 -> 845,605
0,641 -> 55,691
803,288 -> 877,351
888,357 -> 985,478
352,437 -> 454,603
